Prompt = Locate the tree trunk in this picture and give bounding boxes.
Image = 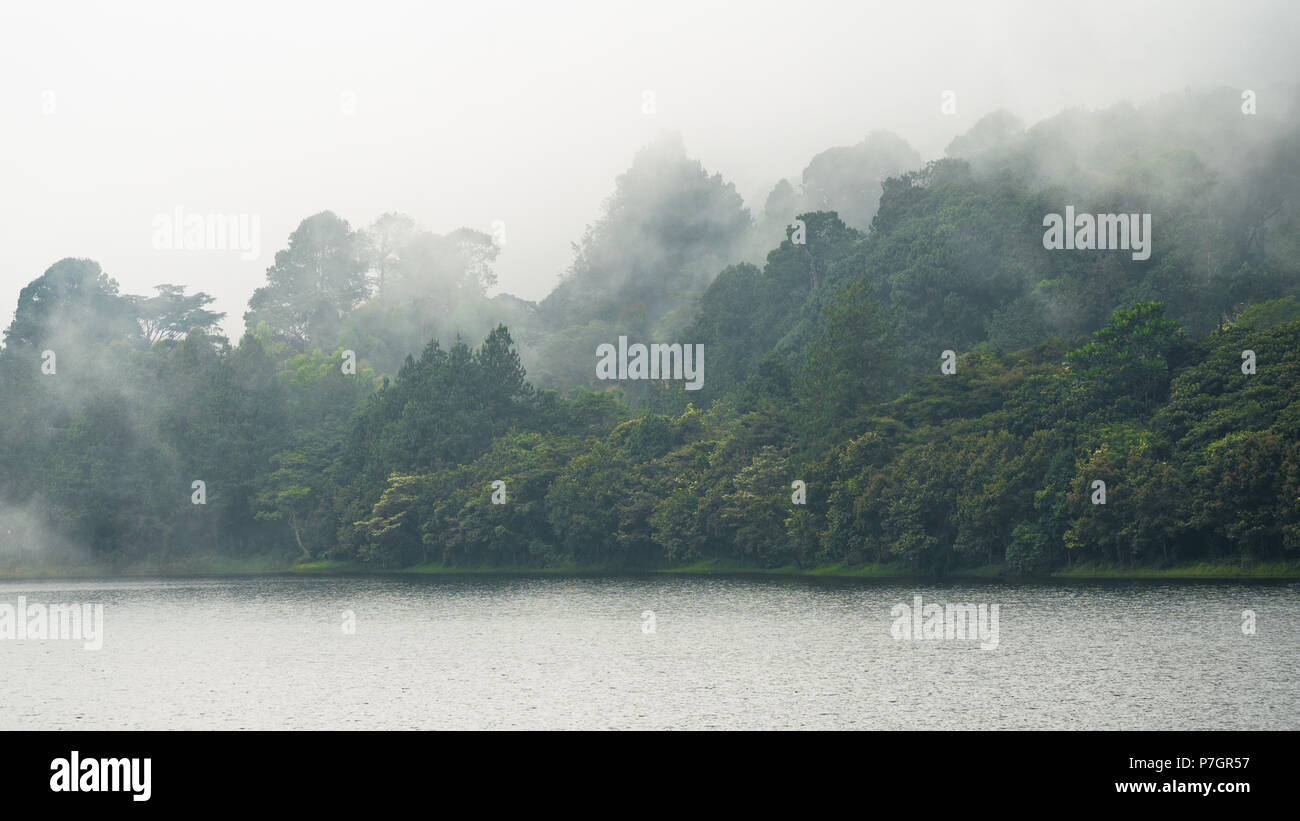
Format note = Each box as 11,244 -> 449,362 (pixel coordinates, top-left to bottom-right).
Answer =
289,513 -> 310,558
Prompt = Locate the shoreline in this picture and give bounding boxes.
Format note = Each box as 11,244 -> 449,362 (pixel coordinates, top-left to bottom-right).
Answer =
2,558 -> 1299,581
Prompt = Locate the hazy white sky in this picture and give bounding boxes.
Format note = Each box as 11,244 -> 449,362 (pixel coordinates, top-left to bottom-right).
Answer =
1,0 -> 1296,337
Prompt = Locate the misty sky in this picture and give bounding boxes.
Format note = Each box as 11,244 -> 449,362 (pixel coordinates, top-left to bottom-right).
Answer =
1,0 -> 1296,338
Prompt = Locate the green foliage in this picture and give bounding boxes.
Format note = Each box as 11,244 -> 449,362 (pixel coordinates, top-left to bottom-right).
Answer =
1064,302 -> 1187,416
4,91 -> 1300,575
1006,522 -> 1053,575
137,284 -> 225,347
535,134 -> 752,397
244,211 -> 369,350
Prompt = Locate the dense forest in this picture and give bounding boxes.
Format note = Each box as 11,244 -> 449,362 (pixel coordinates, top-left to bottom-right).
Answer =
2,87 -> 1298,574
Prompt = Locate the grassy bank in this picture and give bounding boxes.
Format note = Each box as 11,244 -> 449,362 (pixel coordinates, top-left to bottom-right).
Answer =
0,555 -> 293,579
3,557 -> 1299,581
1048,561 -> 1300,579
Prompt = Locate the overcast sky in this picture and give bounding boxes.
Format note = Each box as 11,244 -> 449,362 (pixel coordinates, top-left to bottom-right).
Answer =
1,0 -> 1296,337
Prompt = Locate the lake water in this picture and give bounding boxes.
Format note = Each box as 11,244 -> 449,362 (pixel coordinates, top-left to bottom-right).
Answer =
1,575 -> 1295,730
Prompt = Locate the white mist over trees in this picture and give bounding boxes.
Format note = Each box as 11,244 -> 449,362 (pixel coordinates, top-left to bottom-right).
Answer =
1,84 -> 1299,574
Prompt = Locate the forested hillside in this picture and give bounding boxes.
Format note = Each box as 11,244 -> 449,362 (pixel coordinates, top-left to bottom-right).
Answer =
1,89 -> 1297,574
